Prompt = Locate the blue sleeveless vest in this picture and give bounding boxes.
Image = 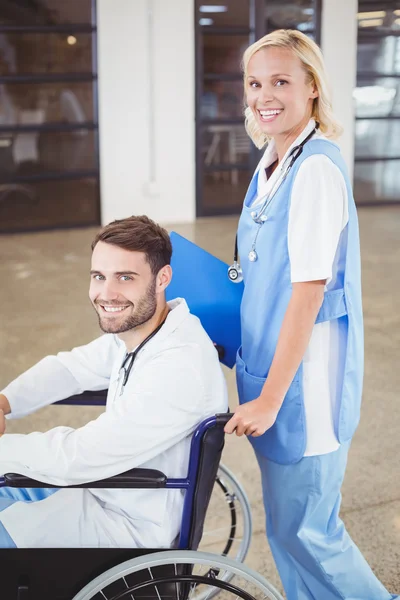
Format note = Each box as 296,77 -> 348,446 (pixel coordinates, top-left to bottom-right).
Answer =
236,139 -> 364,464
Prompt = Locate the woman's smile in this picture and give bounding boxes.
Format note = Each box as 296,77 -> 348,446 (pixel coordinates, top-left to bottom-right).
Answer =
257,108 -> 283,123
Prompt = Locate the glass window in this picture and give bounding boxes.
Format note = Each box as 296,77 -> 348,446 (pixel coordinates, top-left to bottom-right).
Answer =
357,4 -> 400,33
264,0 -> 315,33
0,177 -> 98,232
354,78 -> 400,117
38,130 -> 96,172
196,0 -> 320,217
202,123 -> 251,166
202,81 -> 244,119
355,119 -> 400,159
0,0 -> 92,26
0,130 -> 96,180
357,36 -> 400,74
0,33 -> 93,76
202,168 -> 253,212
0,0 -> 98,231
197,1 -> 250,28
354,160 -> 400,203
0,82 -> 94,126
355,4 -> 400,204
203,34 -> 249,75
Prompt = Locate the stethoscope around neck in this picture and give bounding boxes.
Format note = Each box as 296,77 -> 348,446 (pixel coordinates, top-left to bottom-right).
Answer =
117,318 -> 166,395
227,124 -> 319,284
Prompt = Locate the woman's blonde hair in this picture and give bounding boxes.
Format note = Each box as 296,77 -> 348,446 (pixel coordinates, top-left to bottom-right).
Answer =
242,29 -> 342,149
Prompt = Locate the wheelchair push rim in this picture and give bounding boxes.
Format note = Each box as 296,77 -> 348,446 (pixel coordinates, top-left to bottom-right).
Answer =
200,463 -> 252,564
72,549 -> 284,600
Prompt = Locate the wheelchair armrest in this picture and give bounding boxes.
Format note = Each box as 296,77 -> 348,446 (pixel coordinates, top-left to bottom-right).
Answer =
3,468 -> 167,489
54,389 -> 108,406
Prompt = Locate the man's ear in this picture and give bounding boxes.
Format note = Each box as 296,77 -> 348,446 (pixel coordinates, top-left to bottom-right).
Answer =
156,265 -> 172,292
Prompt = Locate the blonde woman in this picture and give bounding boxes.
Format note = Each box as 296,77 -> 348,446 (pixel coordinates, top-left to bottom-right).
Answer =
225,30 -> 397,600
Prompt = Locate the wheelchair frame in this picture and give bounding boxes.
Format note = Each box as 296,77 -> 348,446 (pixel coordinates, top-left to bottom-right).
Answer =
1,413 -> 228,549
0,394 -> 283,600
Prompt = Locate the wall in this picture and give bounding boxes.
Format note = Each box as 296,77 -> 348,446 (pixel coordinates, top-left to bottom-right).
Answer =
321,0 -> 358,178
97,0 -> 195,225
97,0 -> 358,225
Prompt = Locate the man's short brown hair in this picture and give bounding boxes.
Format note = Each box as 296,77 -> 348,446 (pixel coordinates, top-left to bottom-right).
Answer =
91,215 -> 172,276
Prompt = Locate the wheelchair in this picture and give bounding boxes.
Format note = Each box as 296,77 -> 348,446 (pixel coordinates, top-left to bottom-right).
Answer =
0,390 -> 284,600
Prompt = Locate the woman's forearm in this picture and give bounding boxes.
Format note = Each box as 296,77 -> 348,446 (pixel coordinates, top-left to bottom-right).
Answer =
260,280 -> 326,411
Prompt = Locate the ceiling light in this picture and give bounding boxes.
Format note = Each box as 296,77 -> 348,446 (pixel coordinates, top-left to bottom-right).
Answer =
199,18 -> 214,26
359,18 -> 383,27
297,23 -> 311,32
353,86 -> 396,105
357,11 -> 386,19
67,35 -> 77,45
199,5 -> 228,13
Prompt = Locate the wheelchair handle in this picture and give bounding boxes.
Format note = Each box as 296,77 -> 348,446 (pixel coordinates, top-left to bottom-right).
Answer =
215,412 -> 234,426
214,344 -> 225,361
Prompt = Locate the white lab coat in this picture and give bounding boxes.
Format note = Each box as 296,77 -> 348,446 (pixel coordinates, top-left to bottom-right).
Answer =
0,298 -> 228,548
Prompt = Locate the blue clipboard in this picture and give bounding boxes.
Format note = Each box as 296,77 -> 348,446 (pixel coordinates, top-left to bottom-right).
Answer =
165,232 -> 243,368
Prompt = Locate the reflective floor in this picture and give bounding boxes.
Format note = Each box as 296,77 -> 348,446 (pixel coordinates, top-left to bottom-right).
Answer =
0,207 -> 399,594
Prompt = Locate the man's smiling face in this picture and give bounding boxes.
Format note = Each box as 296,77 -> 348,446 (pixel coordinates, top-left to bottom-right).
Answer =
89,241 -> 157,334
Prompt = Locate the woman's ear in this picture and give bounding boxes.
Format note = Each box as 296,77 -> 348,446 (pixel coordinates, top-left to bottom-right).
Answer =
311,81 -> 319,98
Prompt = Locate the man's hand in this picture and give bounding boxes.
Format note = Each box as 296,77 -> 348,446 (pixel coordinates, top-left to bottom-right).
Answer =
0,393 -> 11,415
0,409 -> 5,436
224,397 -> 279,437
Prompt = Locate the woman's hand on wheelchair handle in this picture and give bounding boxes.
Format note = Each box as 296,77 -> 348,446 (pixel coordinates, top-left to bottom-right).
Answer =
224,397 -> 279,437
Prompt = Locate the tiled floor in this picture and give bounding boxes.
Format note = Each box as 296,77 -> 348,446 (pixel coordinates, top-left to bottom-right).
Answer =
0,207 -> 399,595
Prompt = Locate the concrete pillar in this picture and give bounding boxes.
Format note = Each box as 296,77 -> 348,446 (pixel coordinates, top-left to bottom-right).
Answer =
97,0 -> 196,225
321,0 -> 358,178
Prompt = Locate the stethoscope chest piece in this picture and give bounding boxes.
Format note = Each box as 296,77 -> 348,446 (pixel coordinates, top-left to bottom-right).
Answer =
248,250 -> 258,262
227,261 -> 243,283
251,211 -> 268,225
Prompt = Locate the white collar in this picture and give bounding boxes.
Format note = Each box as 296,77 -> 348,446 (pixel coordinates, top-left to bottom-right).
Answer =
115,297 -> 190,352
259,118 -> 317,174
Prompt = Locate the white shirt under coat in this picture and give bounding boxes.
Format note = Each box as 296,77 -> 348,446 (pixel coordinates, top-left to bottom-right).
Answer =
0,298 -> 228,548
252,119 -> 349,456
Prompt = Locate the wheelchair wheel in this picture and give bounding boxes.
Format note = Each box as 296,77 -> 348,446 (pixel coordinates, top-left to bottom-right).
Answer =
199,464 -> 252,564
72,550 -> 284,600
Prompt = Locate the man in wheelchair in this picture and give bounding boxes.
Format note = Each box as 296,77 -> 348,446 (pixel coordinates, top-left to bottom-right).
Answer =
0,215 -> 228,550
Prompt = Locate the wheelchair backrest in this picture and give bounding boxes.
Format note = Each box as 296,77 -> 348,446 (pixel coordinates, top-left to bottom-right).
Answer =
183,414 -> 227,550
